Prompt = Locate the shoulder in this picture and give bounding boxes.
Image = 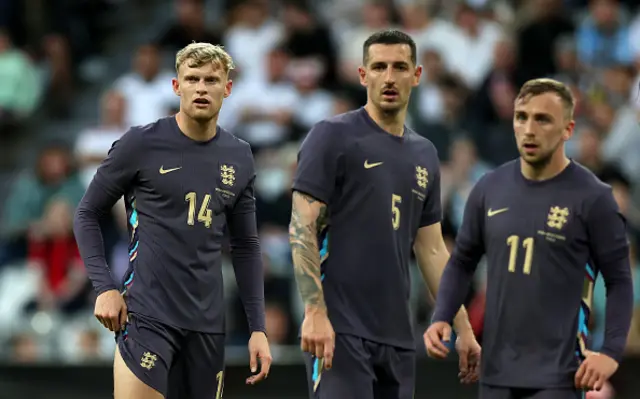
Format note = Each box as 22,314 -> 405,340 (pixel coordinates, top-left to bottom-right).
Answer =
301,111 -> 360,149
473,159 -> 518,193
405,129 -> 437,154
217,127 -> 255,170
570,162 -> 615,204
218,127 -> 252,155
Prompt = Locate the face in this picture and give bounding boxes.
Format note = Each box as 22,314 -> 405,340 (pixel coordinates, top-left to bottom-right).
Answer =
172,61 -> 232,123
135,45 -> 160,80
359,44 -> 421,114
513,92 -> 574,167
39,149 -> 70,185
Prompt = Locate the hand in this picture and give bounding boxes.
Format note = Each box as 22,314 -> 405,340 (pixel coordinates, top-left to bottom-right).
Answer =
424,321 -> 452,359
300,308 -> 335,369
455,330 -> 481,384
94,289 -> 127,331
575,351 -> 619,391
246,331 -> 272,385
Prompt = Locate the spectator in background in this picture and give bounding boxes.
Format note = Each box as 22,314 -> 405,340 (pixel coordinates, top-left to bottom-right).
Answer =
281,0 -> 338,90
224,0 -> 284,84
0,29 -> 43,132
577,0 -> 633,68
74,91 -> 127,187
156,0 -> 223,52
113,44 -> 178,127
552,35 -> 582,85
0,143 -> 86,313
219,45 -> 298,150
288,57 -> 335,136
338,0 -> 394,84
516,0 -> 575,82
449,2 -> 503,90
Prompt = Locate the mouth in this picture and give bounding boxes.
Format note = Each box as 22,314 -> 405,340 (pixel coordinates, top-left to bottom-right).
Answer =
522,143 -> 539,154
193,98 -> 211,107
382,88 -> 399,101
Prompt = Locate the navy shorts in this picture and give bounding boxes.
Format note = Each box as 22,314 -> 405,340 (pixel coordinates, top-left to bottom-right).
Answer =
480,384 -> 585,399
116,312 -> 225,399
304,333 -> 415,399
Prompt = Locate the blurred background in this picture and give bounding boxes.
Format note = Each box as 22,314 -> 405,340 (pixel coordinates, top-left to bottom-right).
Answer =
1,0 -> 640,397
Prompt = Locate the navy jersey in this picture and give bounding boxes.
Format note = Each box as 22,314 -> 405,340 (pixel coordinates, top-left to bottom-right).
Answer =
292,108 -> 442,349
74,117 -> 265,334
433,160 -> 633,388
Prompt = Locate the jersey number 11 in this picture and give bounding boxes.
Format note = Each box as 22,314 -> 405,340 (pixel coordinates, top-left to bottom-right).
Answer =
506,235 -> 534,275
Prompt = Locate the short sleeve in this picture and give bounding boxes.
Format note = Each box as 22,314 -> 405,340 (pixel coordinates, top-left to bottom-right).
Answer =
292,121 -> 342,204
587,190 -> 630,268
419,147 -> 443,227
92,127 -> 143,198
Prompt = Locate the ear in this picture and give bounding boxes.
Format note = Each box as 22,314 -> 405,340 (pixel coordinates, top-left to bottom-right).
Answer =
172,78 -> 180,96
563,120 -> 575,142
413,65 -> 423,87
224,79 -> 233,98
358,66 -> 367,88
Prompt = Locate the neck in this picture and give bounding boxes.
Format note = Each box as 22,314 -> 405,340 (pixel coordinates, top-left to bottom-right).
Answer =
364,103 -> 406,136
520,152 -> 570,181
175,111 -> 218,141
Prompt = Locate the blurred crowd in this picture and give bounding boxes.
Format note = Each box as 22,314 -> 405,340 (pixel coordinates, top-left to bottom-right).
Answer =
1,0 -> 640,369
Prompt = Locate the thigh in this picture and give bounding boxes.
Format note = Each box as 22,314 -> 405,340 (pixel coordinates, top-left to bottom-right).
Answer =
304,334 -> 375,399
166,333 -> 225,399
372,345 -> 415,399
527,388 -> 584,399
479,384 -> 515,399
115,313 -> 181,398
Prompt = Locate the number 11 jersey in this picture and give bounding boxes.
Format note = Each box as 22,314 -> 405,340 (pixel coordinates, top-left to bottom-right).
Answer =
292,107 -> 442,350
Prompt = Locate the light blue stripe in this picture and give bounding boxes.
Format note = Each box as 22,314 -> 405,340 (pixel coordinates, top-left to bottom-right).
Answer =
319,235 -> 328,259
129,208 -> 138,226
124,272 -> 134,286
128,241 -> 139,256
585,263 -> 595,280
312,357 -> 319,383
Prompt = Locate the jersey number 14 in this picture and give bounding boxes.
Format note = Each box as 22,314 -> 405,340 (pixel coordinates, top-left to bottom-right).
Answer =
185,192 -> 213,228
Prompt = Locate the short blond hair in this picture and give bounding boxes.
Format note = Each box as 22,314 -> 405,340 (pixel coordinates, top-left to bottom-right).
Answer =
175,42 -> 235,75
516,78 -> 575,119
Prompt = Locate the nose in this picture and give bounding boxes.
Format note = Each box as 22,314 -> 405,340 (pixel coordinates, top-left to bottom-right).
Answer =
196,79 -> 207,94
384,66 -> 395,85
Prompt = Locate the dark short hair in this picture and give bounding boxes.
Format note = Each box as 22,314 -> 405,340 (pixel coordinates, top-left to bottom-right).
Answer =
363,29 -> 417,65
516,78 -> 575,119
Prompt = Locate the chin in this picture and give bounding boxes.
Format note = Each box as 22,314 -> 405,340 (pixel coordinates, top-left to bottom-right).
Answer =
377,101 -> 402,114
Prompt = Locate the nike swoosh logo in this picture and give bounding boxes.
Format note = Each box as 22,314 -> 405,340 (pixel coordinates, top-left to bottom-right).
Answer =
487,208 -> 509,217
364,160 -> 383,169
159,166 -> 182,174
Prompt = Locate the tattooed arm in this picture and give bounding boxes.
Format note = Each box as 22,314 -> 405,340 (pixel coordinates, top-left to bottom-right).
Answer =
289,190 -> 329,311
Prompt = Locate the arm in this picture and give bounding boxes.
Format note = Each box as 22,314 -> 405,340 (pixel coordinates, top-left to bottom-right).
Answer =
431,180 -> 486,325
587,191 -> 634,362
414,223 -> 472,334
289,191 -> 329,312
289,121 -> 341,313
73,128 -> 141,295
227,172 -> 266,334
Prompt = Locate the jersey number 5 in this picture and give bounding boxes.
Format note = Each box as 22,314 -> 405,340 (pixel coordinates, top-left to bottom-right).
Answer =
392,194 -> 402,230
185,192 -> 213,228
506,235 -> 534,275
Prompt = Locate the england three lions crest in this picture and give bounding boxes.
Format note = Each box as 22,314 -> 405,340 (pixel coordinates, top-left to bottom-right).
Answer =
547,206 -> 569,230
415,166 -> 428,189
220,164 -> 236,187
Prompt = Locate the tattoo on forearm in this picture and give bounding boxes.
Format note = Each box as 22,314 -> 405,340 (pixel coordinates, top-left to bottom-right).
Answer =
290,192 -> 329,309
